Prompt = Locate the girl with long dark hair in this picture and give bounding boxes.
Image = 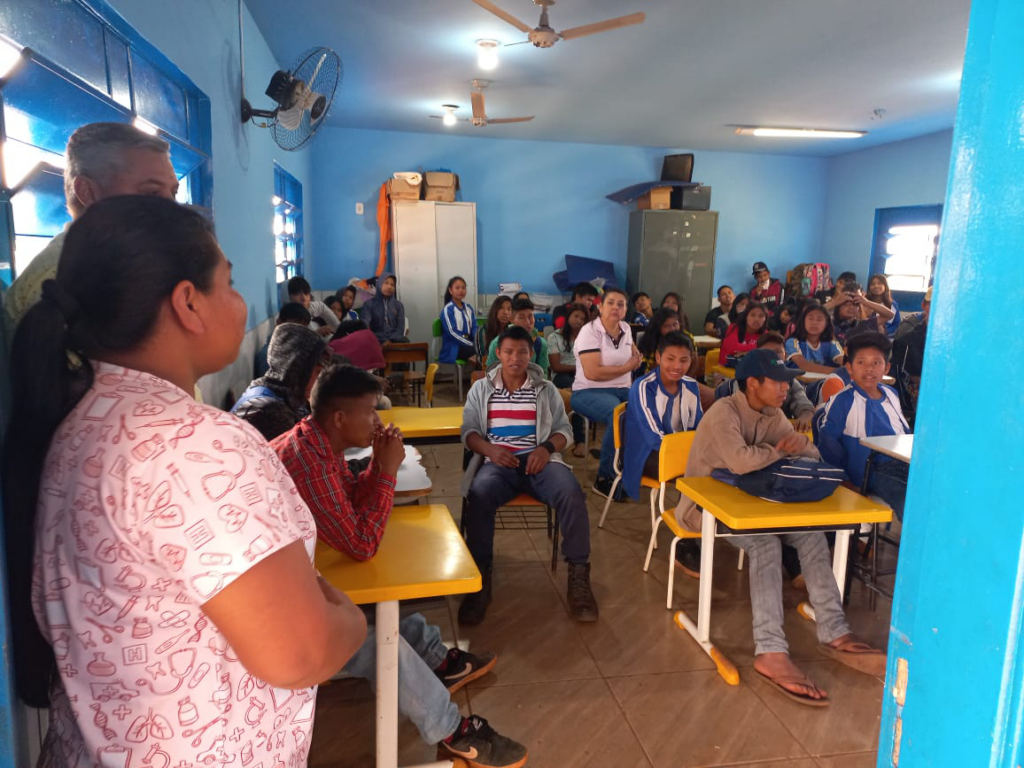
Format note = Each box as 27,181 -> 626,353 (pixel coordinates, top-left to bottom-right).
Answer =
719,301 -> 768,364
439,275 -> 478,365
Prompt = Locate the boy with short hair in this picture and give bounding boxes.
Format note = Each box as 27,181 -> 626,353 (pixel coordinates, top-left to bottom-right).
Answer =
288,275 -> 339,333
623,332 -> 702,499
486,297 -> 549,373
462,326 -> 597,625
677,349 -> 886,706
704,285 -> 734,336
816,331 -> 910,520
714,332 -> 815,432
553,282 -> 600,329
272,365 -> 528,768
631,292 -> 654,326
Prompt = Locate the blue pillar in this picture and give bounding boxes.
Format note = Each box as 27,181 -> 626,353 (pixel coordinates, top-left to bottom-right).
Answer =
879,0 -> 1024,764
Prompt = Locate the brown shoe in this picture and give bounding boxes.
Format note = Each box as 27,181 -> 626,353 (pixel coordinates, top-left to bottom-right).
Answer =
567,563 -> 598,622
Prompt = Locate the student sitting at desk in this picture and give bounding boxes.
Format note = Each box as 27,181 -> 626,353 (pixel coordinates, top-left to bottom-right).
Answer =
486,297 -> 549,374
677,349 -> 886,706
462,326 -> 598,625
336,284 -> 360,321
816,331 -> 910,521
785,304 -> 844,374
718,301 -> 768,365
704,285 -> 734,337
552,281 -> 600,329
272,365 -> 528,768
288,275 -> 339,335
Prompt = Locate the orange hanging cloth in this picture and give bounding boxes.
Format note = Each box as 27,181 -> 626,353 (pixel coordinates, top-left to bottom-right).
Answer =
376,181 -> 391,277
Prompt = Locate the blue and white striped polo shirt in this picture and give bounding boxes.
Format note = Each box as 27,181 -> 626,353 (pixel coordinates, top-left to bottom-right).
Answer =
485,382 -> 538,456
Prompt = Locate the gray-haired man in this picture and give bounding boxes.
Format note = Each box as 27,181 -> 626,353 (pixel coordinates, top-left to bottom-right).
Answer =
4,122 -> 178,332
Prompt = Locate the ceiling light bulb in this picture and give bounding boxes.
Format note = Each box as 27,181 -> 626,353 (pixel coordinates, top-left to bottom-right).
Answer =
133,117 -> 159,136
443,111 -> 458,127
477,40 -> 500,71
0,36 -> 23,80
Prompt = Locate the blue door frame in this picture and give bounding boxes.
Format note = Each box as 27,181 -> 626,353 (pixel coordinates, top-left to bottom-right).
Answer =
879,0 -> 1024,764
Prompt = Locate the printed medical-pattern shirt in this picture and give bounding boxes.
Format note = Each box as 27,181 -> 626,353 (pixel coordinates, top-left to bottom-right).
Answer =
33,362 -> 318,768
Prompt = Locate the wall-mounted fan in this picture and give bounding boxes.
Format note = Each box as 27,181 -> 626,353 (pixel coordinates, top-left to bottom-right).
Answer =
236,1 -> 340,150
470,0 -> 645,48
429,79 -> 534,127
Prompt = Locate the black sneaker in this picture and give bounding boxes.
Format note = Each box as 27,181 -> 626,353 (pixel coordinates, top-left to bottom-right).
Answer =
458,567 -> 492,626
439,715 -> 528,768
675,539 -> 701,579
567,562 -> 599,622
434,647 -> 497,694
591,476 -> 625,502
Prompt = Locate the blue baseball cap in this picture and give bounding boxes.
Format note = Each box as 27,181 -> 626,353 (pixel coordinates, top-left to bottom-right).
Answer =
735,349 -> 802,382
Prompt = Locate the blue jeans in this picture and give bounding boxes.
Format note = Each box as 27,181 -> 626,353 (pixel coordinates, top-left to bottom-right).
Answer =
552,373 -> 585,444
867,459 -> 909,522
465,457 -> 591,568
727,532 -> 850,655
342,612 -> 460,744
571,387 -> 630,478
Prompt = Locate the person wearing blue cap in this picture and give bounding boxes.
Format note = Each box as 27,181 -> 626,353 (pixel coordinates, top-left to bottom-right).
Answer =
675,348 -> 886,707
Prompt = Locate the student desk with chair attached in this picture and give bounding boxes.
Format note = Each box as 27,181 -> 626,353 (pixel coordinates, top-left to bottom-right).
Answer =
316,504 -> 481,768
670,477 -> 892,685
344,445 -> 433,499
377,407 -> 463,445
693,335 -> 723,349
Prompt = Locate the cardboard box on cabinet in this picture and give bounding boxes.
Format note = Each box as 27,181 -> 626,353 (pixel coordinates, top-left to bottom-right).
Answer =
636,186 -> 671,210
423,172 -> 459,202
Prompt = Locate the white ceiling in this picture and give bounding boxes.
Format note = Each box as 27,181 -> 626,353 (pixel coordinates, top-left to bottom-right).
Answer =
245,0 -> 970,157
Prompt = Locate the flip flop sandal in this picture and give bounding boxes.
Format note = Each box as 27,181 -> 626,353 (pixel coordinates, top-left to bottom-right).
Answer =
820,638 -> 887,676
755,669 -> 831,707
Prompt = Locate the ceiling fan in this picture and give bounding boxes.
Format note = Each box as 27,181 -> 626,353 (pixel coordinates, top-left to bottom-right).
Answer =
430,80 -> 535,127
470,0 -> 645,48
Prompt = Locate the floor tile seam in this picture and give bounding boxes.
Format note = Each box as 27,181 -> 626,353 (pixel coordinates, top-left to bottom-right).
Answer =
744,670 -> 824,758
597,675 -> 657,767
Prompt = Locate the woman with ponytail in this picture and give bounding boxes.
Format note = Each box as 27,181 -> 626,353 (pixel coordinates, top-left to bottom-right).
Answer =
2,196 -> 366,765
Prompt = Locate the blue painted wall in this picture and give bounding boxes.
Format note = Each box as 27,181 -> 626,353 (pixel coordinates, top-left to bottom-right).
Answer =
819,130 -> 953,282
308,126 -> 827,299
103,0 -> 313,330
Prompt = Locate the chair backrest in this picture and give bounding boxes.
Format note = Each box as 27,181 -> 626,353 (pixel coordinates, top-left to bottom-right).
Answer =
705,348 -> 720,370
425,363 -> 439,406
431,318 -> 443,338
611,402 -> 628,450
658,430 -> 698,483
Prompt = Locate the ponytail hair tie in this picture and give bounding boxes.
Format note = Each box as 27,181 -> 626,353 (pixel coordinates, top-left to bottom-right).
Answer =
41,280 -> 81,325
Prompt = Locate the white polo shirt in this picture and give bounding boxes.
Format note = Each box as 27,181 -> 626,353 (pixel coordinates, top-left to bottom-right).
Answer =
572,318 -> 635,390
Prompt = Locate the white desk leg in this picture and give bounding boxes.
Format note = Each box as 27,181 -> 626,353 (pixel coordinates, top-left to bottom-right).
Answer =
696,510 -> 716,644
674,509 -> 739,685
833,529 -> 851,602
376,600 -> 400,768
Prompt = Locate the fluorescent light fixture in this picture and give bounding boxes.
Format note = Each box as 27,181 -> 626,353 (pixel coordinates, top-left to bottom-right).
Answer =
0,36 -> 23,80
133,117 -> 159,135
734,126 -> 866,139
477,39 -> 500,70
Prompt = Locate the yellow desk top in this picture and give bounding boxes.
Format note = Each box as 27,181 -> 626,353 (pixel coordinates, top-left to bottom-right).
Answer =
316,505 -> 481,604
676,476 -> 892,530
712,365 -> 736,379
377,407 -> 463,439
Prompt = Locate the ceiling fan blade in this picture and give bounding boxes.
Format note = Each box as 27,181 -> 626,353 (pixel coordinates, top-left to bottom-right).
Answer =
471,91 -> 487,120
559,12 -> 645,41
470,0 -> 533,33
486,116 -> 535,124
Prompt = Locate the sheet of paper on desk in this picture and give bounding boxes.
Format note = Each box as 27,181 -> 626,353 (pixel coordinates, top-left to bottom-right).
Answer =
343,445 -> 430,492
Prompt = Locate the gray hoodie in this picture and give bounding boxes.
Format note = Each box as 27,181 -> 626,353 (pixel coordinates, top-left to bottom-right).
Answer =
460,362 -> 573,496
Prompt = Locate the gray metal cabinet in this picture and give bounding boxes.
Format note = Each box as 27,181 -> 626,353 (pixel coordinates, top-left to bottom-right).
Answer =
626,210 -> 718,332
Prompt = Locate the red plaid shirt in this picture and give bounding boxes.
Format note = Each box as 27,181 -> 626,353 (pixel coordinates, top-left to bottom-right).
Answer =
271,417 -> 396,561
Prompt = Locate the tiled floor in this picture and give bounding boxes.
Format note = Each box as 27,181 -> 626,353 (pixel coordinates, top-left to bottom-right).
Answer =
309,385 -> 893,767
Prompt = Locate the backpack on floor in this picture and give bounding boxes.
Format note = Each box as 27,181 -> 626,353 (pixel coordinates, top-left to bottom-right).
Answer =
712,456 -> 844,503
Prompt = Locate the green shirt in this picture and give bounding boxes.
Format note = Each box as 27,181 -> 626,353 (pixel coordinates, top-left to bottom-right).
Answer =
486,331 -> 549,375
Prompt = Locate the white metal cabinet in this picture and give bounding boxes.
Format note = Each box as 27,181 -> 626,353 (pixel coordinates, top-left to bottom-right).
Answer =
391,201 -> 478,347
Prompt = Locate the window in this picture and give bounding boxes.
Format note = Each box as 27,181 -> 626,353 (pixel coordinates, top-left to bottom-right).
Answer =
882,224 -> 938,292
273,163 -> 303,283
870,204 -> 942,305
0,1 -> 212,287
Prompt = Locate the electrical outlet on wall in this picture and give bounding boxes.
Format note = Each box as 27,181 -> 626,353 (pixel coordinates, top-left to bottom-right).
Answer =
355,202 -> 364,215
